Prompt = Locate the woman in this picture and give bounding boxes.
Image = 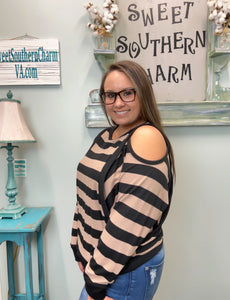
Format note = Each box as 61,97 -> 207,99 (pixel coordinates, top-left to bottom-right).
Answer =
71,60 -> 175,300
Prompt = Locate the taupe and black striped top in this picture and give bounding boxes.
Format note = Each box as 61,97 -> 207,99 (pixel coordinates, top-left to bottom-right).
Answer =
71,124 -> 173,300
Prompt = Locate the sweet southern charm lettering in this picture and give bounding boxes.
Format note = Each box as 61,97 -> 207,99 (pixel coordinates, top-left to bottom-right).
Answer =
115,0 -> 207,102
117,31 -> 205,57
127,2 -> 194,25
0,47 -> 58,63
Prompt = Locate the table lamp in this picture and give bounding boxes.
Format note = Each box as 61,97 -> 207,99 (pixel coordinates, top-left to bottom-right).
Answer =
0,90 -> 36,219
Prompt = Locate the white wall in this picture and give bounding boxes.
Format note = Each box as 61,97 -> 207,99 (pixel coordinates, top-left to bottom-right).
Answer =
0,1 -> 230,300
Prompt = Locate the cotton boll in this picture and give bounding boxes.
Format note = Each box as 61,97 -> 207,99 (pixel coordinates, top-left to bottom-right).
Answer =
87,5 -> 94,12
215,28 -> 223,33
106,18 -> 113,24
110,4 -> 119,15
218,11 -> 224,17
107,12 -> 113,19
212,9 -> 218,16
103,9 -> 113,19
102,16 -> 112,25
105,25 -> 113,32
85,3 -> 93,9
216,1 -> 223,9
87,23 -> 96,31
219,17 -> 226,23
104,0 -> 111,6
207,1 -> 216,8
209,13 -> 215,20
102,17 -> 107,24
103,8 -> 109,17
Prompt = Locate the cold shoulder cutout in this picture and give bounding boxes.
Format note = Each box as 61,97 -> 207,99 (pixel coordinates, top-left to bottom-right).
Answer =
130,125 -> 167,161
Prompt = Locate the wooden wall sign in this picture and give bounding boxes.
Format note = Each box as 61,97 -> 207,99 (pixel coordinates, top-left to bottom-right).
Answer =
0,39 -> 60,85
115,0 -> 207,102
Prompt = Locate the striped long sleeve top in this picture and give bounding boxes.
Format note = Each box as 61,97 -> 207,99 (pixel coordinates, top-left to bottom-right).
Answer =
71,124 -> 173,300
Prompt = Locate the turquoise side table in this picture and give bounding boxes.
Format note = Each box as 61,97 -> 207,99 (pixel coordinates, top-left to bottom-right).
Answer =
0,207 -> 53,300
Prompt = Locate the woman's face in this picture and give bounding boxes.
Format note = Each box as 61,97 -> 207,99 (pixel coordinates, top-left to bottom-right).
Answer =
103,70 -> 143,131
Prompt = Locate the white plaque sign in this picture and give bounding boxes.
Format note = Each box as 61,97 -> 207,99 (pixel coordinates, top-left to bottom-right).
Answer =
0,39 -> 60,85
115,0 -> 207,102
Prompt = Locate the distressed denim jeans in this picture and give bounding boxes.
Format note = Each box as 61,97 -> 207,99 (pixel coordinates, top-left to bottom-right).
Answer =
79,245 -> 164,300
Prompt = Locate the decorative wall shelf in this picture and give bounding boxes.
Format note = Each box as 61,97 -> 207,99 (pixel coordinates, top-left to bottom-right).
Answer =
94,49 -> 115,73
85,101 -> 230,127
209,49 -> 230,57
206,21 -> 230,102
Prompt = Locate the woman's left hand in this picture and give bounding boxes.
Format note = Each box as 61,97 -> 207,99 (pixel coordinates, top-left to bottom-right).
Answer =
78,261 -> 84,273
87,296 -> 114,300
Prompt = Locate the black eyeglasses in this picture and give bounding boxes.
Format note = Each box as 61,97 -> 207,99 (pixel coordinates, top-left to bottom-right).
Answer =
101,88 -> 136,105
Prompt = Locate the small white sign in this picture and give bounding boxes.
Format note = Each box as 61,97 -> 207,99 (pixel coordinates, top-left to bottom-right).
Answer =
0,38 -> 61,85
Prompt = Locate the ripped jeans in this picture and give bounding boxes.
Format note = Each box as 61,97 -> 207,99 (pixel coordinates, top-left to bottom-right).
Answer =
79,245 -> 164,300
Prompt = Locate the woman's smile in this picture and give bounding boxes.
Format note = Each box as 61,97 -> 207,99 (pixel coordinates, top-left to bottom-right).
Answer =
114,110 -> 129,115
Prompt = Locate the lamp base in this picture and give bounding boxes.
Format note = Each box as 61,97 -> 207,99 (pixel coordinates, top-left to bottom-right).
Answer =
0,203 -> 27,220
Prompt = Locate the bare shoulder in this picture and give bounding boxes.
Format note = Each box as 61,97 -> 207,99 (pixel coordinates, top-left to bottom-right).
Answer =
130,125 -> 167,161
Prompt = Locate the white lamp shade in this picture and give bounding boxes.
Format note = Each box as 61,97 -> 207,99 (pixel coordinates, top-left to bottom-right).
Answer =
0,99 -> 35,143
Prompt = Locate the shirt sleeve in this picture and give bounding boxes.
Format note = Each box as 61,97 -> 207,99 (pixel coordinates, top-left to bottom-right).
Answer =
84,149 -> 170,299
70,202 -> 81,262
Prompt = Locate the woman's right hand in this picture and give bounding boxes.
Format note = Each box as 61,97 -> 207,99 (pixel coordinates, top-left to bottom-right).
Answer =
79,263 -> 114,300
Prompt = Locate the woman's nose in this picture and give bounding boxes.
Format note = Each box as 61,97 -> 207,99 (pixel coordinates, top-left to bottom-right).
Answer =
114,94 -> 125,106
